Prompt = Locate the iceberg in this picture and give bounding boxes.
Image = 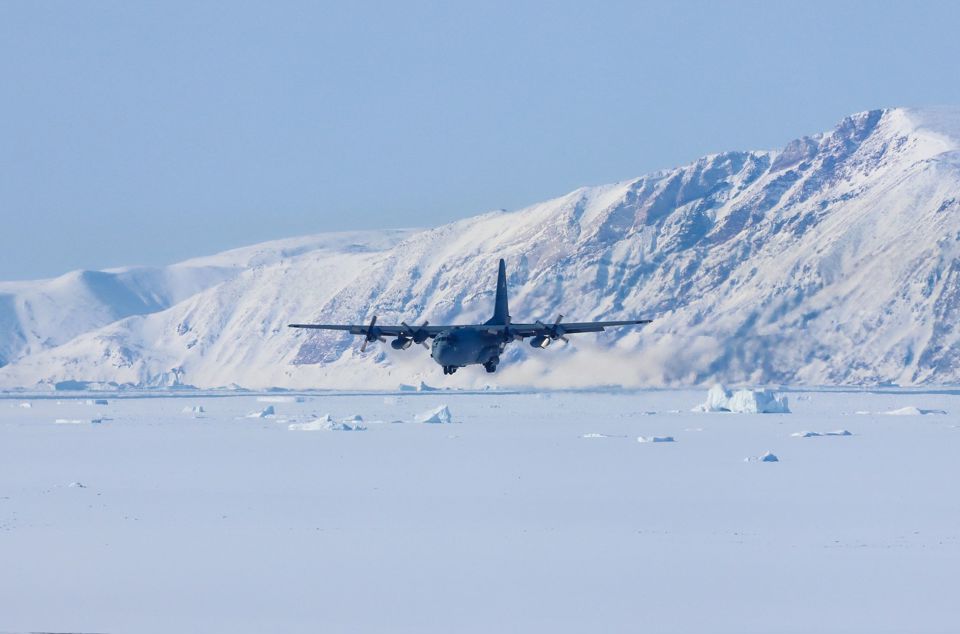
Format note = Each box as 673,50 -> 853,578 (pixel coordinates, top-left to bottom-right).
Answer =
694,384 -> 790,414
792,430 -> 852,438
637,435 -> 675,443
414,405 -> 453,424
399,380 -> 439,392
288,414 -> 366,431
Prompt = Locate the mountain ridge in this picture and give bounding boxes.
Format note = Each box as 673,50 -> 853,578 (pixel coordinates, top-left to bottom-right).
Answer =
3,107 -> 960,390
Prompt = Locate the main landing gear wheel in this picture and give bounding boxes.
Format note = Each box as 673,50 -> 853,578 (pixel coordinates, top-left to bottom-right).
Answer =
484,357 -> 499,373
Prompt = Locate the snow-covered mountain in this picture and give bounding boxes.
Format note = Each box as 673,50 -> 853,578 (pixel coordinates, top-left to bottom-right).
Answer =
3,107 -> 960,390
0,231 -> 412,386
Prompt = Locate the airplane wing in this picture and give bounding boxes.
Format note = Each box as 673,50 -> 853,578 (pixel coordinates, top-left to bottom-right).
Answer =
287,323 -> 448,337
505,319 -> 652,337
287,316 -> 449,349
288,318 -> 652,338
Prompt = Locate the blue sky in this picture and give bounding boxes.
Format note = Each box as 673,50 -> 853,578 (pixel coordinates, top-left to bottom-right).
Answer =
2,0 -> 960,280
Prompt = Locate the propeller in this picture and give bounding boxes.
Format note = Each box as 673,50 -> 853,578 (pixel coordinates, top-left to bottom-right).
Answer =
360,315 -> 384,353
402,320 -> 431,348
535,314 -> 569,343
552,314 -> 569,343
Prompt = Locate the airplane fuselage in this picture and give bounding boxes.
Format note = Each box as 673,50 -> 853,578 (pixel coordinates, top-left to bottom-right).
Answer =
430,328 -> 504,374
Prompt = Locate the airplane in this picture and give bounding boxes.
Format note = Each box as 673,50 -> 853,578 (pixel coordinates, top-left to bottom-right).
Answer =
289,259 -> 652,375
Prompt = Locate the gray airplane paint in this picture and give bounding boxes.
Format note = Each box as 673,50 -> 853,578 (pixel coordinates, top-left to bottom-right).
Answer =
289,259 -> 651,375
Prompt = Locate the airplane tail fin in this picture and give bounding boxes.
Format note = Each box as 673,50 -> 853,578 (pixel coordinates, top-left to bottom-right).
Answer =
486,258 -> 510,325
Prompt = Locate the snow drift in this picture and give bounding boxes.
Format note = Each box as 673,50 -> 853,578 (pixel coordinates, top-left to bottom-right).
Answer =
882,406 -> 948,416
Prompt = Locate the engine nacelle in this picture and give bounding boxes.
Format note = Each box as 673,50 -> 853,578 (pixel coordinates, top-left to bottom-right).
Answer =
391,337 -> 413,350
530,335 -> 551,349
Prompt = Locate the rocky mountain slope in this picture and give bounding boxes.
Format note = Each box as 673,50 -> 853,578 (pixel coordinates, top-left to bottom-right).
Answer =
2,107 -> 959,389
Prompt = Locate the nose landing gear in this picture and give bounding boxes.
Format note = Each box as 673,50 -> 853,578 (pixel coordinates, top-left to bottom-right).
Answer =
443,365 -> 458,375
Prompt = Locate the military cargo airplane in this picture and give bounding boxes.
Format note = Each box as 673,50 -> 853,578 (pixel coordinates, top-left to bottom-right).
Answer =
289,259 -> 652,374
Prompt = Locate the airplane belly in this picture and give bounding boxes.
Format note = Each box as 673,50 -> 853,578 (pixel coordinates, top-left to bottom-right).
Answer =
438,344 -> 482,365
432,346 -> 474,366
430,331 -> 501,366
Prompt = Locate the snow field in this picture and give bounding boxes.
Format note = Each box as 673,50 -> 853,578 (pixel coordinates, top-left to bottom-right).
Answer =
1,388 -> 958,633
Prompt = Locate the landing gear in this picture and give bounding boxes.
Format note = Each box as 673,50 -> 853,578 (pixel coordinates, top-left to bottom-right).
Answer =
484,357 -> 499,373
443,365 -> 458,375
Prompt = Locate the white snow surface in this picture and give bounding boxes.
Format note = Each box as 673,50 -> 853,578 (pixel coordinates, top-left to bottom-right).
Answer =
4,108 -> 960,389
2,388 -> 958,632
256,395 -> 306,403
